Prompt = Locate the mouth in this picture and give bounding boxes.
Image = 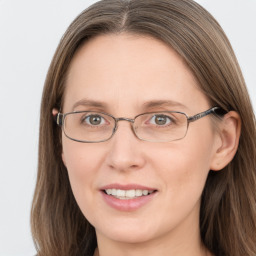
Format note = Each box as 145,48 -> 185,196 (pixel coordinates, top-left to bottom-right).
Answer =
103,188 -> 157,200
100,184 -> 158,211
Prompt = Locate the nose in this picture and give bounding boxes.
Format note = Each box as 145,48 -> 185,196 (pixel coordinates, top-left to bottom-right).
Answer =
105,121 -> 146,172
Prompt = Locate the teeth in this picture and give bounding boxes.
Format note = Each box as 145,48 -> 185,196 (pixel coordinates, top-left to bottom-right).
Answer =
126,189 -> 135,198
104,189 -> 154,199
106,189 -> 112,195
142,190 -> 148,196
112,189 -> 117,196
135,190 -> 142,197
117,189 -> 125,197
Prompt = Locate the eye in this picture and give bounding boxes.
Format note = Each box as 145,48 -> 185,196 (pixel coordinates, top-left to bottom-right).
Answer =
149,114 -> 172,126
82,114 -> 107,126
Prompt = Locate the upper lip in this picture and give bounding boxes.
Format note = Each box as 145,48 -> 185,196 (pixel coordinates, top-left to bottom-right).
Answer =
100,183 -> 157,191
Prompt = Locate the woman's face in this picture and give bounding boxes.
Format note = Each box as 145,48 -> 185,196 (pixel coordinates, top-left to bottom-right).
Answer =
61,34 -> 220,246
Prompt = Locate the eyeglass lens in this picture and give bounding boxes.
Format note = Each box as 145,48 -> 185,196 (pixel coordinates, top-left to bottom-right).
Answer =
63,111 -> 188,143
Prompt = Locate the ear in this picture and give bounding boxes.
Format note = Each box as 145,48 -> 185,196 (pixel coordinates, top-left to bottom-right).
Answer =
52,108 -> 58,118
210,111 -> 241,171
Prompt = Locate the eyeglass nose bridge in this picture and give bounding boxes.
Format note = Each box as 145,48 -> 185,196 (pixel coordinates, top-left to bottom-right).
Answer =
116,117 -> 135,123
112,117 -> 136,135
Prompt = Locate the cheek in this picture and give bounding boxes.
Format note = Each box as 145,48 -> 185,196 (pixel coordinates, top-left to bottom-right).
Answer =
62,136 -> 103,176
153,132 -> 214,203
61,139 -> 103,209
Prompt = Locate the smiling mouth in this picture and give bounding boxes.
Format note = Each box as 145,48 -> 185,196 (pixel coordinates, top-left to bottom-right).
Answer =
103,189 -> 157,200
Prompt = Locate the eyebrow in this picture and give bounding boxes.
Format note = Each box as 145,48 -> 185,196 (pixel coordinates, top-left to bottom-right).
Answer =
141,100 -> 188,111
71,98 -> 188,112
72,99 -> 108,111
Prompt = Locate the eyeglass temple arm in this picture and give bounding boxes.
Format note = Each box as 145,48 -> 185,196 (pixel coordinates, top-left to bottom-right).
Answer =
54,113 -> 64,126
188,107 -> 226,123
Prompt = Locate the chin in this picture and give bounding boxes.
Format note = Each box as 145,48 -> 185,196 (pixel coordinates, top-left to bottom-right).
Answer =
102,229 -> 154,244
93,217 -> 162,244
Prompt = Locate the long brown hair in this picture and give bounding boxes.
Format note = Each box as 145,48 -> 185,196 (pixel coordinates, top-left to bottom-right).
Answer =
31,0 -> 256,255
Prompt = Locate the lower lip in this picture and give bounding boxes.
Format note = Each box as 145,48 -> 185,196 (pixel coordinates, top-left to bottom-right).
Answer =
101,191 -> 157,211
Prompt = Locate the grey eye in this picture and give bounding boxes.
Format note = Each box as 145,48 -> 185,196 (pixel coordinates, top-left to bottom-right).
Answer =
90,115 -> 102,125
156,116 -> 168,125
83,115 -> 105,125
150,115 -> 171,125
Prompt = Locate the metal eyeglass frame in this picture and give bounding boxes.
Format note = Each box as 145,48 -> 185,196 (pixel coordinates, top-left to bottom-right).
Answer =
55,106 -> 225,143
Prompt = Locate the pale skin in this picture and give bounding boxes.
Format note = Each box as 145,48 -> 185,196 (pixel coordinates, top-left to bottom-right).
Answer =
53,33 -> 241,256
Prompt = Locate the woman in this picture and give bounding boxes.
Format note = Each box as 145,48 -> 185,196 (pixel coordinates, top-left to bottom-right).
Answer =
31,0 -> 256,255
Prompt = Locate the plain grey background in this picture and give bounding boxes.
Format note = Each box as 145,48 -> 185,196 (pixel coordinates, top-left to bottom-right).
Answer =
0,0 -> 255,255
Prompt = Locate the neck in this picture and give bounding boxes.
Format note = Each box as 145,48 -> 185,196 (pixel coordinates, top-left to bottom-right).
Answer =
94,246 -> 211,256
94,241 -> 211,256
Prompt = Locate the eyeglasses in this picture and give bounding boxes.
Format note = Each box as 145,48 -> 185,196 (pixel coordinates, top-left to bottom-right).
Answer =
55,107 -> 224,143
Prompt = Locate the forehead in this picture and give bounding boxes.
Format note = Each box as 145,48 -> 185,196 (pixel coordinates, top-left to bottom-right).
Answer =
63,33 -> 209,114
